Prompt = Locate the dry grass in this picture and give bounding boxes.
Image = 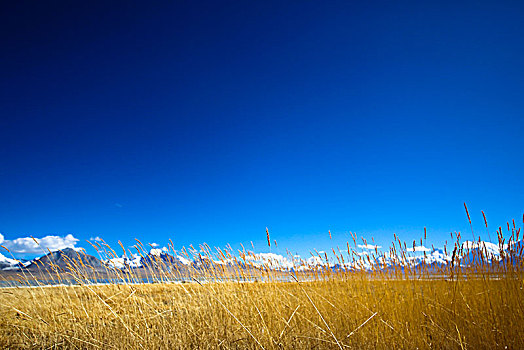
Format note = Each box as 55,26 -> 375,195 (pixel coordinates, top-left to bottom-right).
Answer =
0,277 -> 522,349
0,214 -> 523,349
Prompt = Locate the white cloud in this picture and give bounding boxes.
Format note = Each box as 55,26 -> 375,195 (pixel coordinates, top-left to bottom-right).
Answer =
0,233 -> 4,245
407,245 -> 431,252
2,234 -> 79,255
90,236 -> 103,242
358,244 -> 382,250
150,242 -> 159,247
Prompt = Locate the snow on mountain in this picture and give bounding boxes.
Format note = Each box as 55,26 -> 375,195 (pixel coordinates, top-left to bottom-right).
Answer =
103,248 -> 194,269
80,239 -> 518,272
176,255 -> 192,265
306,255 -> 326,267
244,252 -> 295,270
424,249 -> 452,265
96,240 -> 519,272
149,247 -> 169,257
0,252 -> 22,270
0,252 -> 17,265
105,254 -> 143,269
2,239 -> 520,272
461,241 -> 501,256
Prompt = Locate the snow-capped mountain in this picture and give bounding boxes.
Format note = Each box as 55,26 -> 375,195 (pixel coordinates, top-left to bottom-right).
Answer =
0,252 -> 24,270
228,240 -> 514,272
1,240 -> 519,273
103,248 -> 193,270
461,240 -> 501,256
104,253 -> 143,269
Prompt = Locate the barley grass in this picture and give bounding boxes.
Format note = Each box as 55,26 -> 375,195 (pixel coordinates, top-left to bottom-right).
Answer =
0,214 -> 522,349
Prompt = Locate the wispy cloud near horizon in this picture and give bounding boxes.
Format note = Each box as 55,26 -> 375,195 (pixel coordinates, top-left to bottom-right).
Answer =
358,244 -> 382,250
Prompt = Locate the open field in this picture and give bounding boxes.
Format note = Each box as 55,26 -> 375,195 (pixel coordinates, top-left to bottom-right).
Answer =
1,214 -> 523,349
0,275 -> 522,349
1,235 -> 524,350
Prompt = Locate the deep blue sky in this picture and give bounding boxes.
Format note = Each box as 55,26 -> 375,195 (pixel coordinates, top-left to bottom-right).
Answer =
1,1 -> 523,257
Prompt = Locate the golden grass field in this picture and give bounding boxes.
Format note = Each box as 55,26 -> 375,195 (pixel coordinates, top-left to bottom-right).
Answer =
0,276 -> 522,349
0,214 -> 523,349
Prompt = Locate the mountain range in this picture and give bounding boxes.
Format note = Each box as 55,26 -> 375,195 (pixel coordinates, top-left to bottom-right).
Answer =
0,240 -> 519,273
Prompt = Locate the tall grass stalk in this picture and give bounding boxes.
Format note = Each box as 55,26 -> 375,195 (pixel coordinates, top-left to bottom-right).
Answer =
0,212 -> 523,349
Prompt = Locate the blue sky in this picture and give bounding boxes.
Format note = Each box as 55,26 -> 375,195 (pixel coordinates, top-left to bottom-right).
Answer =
1,1 -> 523,258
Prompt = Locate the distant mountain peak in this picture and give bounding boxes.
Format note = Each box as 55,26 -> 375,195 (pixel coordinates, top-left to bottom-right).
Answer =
25,248 -> 104,271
